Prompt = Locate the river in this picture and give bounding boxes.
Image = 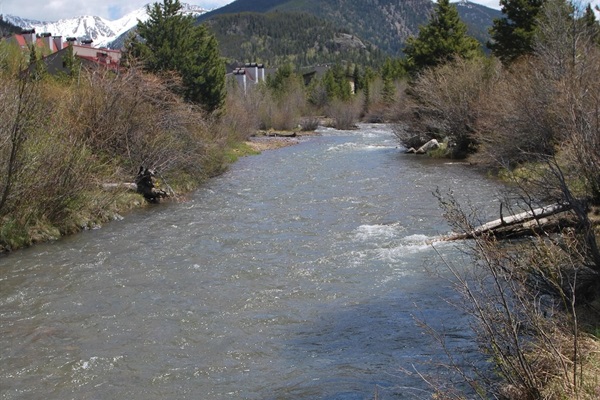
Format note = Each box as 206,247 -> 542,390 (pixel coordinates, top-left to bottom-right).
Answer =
0,124 -> 502,399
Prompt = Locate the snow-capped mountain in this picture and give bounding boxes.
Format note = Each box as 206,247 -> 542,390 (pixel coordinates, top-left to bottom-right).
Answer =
3,3 -> 208,48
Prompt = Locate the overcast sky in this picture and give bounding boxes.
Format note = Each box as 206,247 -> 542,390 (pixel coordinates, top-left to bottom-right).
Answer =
1,0 -> 598,22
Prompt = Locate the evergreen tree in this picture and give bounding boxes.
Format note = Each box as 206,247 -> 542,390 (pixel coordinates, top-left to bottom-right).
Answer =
381,59 -> 397,104
267,63 -> 294,96
28,44 -> 46,81
322,68 -> 338,101
135,0 -> 225,112
333,64 -> 352,101
321,64 -> 352,101
402,0 -> 480,76
488,0 -> 546,63
582,3 -> 600,44
182,26 -> 226,112
353,65 -> 362,93
361,67 -> 375,114
60,44 -> 81,81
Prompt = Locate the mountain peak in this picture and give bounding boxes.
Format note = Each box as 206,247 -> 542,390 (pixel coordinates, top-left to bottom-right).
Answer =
3,3 -> 208,48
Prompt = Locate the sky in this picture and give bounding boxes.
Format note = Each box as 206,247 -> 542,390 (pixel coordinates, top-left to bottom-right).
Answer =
1,0 -> 598,22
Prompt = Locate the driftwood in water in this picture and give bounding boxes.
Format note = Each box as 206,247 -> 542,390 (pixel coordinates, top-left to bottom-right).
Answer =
443,203 -> 573,241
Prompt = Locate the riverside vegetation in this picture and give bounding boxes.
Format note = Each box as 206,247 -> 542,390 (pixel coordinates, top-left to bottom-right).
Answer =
3,0 -> 600,397
390,0 -> 600,398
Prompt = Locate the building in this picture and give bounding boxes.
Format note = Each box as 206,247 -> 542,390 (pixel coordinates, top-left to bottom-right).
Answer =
42,40 -> 121,75
227,62 -> 270,94
4,29 -> 121,74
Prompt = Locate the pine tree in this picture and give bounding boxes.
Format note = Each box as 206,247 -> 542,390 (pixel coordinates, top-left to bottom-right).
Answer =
135,0 -> 225,112
333,64 -> 351,101
61,44 -> 81,80
181,26 -> 225,112
488,0 -> 546,63
362,67 -> 375,110
381,59 -> 397,104
353,65 -> 362,93
28,44 -> 46,80
582,3 -> 600,44
402,0 -> 480,76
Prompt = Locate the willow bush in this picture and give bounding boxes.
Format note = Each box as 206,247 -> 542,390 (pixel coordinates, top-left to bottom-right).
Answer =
393,57 -> 496,158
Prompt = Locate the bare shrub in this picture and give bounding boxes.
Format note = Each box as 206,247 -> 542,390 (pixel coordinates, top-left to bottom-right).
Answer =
299,115 -> 320,131
391,86 -> 431,150
361,79 -> 407,123
475,0 -> 600,179
405,57 -> 498,158
327,97 -> 361,130
473,59 -> 563,168
218,80 -> 261,141
257,88 -> 303,131
0,66 -> 225,249
255,74 -> 307,132
59,67 -> 220,183
434,191 -> 600,399
0,76 -> 42,216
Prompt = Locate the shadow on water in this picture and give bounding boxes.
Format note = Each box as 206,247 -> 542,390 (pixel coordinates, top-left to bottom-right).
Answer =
274,295 -> 481,400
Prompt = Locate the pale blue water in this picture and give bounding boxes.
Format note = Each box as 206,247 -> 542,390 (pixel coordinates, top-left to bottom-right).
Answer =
0,124 -> 502,399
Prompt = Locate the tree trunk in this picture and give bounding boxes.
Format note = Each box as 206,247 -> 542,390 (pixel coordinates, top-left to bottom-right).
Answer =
442,203 -> 572,241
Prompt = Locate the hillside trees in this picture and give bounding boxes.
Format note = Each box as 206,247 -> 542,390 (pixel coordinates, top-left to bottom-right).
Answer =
133,0 -> 225,112
0,17 -> 20,37
403,0 -> 481,75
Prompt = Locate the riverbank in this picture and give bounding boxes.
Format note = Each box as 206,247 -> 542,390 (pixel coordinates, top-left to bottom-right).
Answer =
245,130 -> 320,152
0,130 -> 317,255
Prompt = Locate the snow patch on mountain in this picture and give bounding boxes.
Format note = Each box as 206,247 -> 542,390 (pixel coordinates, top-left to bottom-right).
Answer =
3,3 -> 208,48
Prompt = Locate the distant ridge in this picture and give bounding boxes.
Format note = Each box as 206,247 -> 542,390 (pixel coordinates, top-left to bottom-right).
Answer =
198,0 -> 501,56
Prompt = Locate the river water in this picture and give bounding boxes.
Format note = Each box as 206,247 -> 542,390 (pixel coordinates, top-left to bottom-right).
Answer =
0,124 -> 502,399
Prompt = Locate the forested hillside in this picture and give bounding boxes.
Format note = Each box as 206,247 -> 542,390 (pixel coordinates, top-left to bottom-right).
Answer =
199,0 -> 432,55
455,2 -> 502,46
199,0 -> 498,56
206,12 -> 386,67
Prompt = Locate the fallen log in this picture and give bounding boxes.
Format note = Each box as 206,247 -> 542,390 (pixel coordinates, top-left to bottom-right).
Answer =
442,203 -> 572,241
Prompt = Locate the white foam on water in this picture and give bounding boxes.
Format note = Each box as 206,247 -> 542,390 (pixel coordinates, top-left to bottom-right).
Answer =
354,223 -> 403,242
326,142 -> 363,152
374,234 -> 449,262
327,143 -> 396,153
